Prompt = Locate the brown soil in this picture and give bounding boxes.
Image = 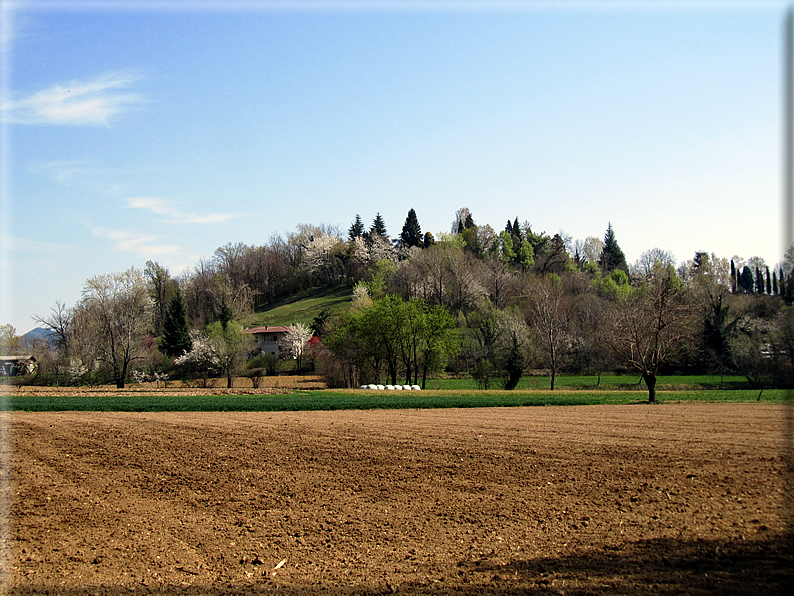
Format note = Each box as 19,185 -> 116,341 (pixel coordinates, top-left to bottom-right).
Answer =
2,375 -> 327,397
2,404 -> 793,594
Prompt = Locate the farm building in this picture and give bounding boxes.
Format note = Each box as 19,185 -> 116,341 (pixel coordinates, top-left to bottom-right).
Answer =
0,355 -> 37,376
244,325 -> 290,358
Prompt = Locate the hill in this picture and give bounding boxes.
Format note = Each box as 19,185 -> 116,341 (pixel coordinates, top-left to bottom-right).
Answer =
243,285 -> 352,329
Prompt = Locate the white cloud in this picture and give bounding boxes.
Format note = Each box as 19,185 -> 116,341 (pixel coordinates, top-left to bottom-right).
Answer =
91,226 -> 181,258
0,234 -> 77,254
127,196 -> 239,224
1,72 -> 144,126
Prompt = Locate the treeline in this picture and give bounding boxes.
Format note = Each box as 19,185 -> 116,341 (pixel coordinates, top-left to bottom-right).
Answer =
10,206 -> 794,398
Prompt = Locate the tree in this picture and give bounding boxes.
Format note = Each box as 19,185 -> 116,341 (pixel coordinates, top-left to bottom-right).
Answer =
597,223 -> 628,274
417,302 -> 460,388
740,266 -> 755,294
605,263 -> 694,402
217,295 -> 234,329
285,322 -> 313,371
525,277 -> 571,390
349,214 -> 365,240
75,267 -> 153,389
400,208 -> 423,249
177,321 -> 254,388
160,288 -> 191,358
535,233 -> 570,275
371,213 -> 388,239
303,233 -> 343,285
452,207 -> 472,235
0,324 -> 21,355
144,260 -> 175,337
423,231 -> 435,249
32,301 -> 73,357
632,248 -> 676,279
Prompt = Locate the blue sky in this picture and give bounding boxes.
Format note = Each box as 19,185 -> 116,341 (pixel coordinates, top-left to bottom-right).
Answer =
0,0 -> 788,334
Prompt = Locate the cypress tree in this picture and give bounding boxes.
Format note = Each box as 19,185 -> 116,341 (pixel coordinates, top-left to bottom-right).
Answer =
740,266 -> 754,293
730,260 -> 736,293
400,208 -> 422,248
766,266 -> 772,295
755,267 -> 764,294
160,288 -> 191,358
773,270 -> 779,296
780,269 -> 786,297
597,222 -> 628,274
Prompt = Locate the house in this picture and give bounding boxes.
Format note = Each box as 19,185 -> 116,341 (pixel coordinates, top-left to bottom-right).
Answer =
0,355 -> 37,376
244,325 -> 291,358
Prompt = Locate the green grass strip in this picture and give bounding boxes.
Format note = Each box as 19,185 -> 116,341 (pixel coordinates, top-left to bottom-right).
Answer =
2,388 -> 790,412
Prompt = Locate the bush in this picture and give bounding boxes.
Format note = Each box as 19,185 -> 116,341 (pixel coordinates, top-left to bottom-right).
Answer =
247,353 -> 280,376
246,368 -> 266,388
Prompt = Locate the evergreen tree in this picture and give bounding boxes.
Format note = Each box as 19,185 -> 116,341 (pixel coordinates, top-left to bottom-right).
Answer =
755,267 -> 764,294
160,288 -> 191,358
348,214 -> 364,240
730,259 -> 736,293
505,220 -> 513,235
423,231 -> 435,248
464,212 -> 475,229
773,270 -> 779,296
371,212 -> 387,238
217,295 -> 233,329
400,208 -> 422,248
597,222 -> 628,274
766,266 -> 772,295
740,266 -> 754,294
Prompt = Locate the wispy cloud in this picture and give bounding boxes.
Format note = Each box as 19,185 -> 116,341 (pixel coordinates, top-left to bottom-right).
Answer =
27,159 -> 123,193
127,196 -> 239,224
91,227 -> 181,258
0,234 -> 78,254
1,72 -> 144,126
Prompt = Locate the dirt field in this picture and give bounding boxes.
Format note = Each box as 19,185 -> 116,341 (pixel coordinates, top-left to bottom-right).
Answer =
2,404 -> 792,594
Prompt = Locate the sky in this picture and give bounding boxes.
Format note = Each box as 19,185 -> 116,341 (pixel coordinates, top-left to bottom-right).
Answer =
0,0 -> 789,335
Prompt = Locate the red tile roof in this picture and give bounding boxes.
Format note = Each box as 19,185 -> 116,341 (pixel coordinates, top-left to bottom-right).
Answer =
245,325 -> 291,334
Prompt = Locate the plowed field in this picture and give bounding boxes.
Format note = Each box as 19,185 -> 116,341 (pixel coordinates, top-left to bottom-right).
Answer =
2,403 -> 793,594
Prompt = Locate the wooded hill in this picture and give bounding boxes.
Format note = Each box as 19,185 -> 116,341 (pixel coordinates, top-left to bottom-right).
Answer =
22,208 -> 794,397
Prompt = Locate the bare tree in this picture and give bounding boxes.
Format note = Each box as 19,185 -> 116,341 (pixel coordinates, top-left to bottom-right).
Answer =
525,277 -> 571,389
32,301 -> 73,357
75,268 -> 153,388
481,253 -> 518,309
606,263 -> 694,402
631,248 -> 676,280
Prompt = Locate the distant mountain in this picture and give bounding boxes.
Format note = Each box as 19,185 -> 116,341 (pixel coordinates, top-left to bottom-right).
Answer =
20,327 -> 56,349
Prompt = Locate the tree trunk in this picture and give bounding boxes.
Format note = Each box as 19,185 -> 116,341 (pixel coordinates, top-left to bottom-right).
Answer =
644,373 -> 657,403
550,367 -> 556,390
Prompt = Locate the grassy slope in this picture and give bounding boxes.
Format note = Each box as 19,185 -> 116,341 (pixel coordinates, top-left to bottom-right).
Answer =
243,285 -> 352,328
